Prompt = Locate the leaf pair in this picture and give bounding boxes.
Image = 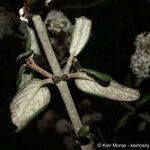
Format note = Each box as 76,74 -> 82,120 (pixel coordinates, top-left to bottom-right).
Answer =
11,16 -> 140,133
68,18 -> 140,101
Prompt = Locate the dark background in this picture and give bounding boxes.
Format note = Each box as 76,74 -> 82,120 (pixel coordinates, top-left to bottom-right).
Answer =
0,0 -> 150,149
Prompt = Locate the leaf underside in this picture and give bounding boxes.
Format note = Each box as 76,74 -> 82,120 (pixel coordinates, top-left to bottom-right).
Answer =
69,16 -> 92,56
75,78 -> 140,101
10,79 -> 50,132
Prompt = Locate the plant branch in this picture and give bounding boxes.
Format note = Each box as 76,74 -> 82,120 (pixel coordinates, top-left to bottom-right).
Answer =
32,16 -> 62,76
26,55 -> 53,78
63,55 -> 75,74
60,0 -> 109,10
121,102 -> 150,123
137,113 -> 150,123
120,102 -> 135,112
32,15 -> 92,150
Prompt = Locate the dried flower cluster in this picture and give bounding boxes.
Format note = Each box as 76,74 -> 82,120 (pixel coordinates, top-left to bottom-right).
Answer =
45,10 -> 72,34
130,32 -> 150,78
45,10 -> 73,60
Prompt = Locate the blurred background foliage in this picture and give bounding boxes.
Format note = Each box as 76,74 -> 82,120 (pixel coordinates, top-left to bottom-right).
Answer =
0,0 -> 150,149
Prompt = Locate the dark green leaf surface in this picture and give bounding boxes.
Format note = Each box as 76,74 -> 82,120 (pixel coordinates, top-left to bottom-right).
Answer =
79,68 -> 111,87
75,74 -> 140,101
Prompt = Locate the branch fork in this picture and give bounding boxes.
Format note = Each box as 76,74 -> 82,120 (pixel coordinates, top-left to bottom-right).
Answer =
16,14 -> 93,150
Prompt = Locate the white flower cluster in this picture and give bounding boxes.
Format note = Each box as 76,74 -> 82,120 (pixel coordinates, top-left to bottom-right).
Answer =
130,32 -> 150,78
45,10 -> 72,34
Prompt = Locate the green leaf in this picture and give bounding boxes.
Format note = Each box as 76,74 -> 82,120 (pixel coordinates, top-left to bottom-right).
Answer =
69,17 -> 92,56
10,79 -> 51,132
26,26 -> 41,54
75,74 -> 140,101
78,68 -> 111,87
77,125 -> 90,138
16,65 -> 33,90
16,26 -> 41,89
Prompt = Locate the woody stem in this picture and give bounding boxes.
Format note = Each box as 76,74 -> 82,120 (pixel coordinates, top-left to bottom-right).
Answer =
32,15 -> 92,150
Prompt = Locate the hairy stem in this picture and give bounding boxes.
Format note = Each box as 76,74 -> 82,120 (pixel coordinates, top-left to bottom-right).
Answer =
63,55 -> 75,74
26,56 -> 53,78
32,15 -> 92,150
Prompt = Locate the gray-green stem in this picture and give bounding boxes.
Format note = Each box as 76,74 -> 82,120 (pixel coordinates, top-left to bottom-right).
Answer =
63,55 -> 75,74
32,15 -> 92,150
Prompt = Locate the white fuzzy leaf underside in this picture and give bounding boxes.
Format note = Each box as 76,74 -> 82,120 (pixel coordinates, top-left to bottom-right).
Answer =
69,16 -> 92,56
75,79 -> 140,101
10,79 -> 50,131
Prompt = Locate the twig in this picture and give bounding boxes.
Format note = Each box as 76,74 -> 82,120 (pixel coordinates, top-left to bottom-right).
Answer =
26,55 -> 53,78
63,55 -> 75,74
137,113 -> 150,123
121,102 -> 150,123
60,0 -> 109,10
120,102 -> 135,112
32,15 -> 92,150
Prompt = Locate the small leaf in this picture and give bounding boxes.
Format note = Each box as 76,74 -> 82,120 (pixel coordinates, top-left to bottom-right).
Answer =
16,65 -> 33,90
10,79 -> 50,132
78,68 -> 111,87
69,17 -> 92,56
75,74 -> 140,101
77,125 -> 90,138
26,26 -> 41,55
